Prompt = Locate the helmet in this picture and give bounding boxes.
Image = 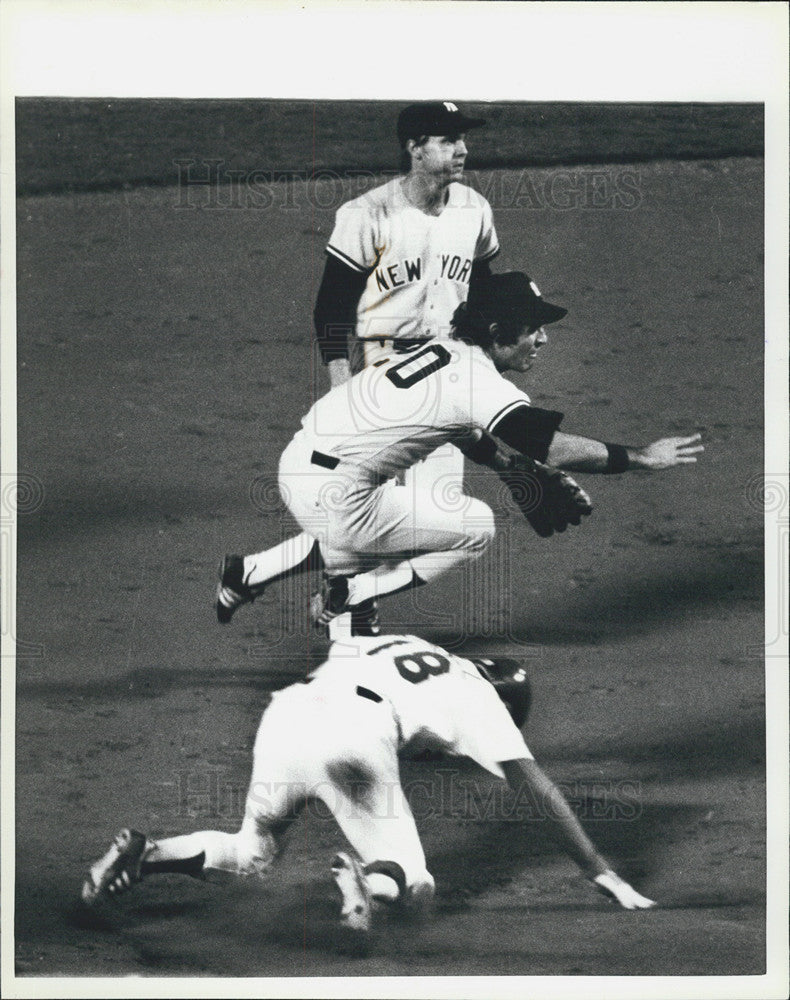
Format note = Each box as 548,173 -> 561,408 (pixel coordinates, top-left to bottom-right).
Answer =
468,656 -> 532,729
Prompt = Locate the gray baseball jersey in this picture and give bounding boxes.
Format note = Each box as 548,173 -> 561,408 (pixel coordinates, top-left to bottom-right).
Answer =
326,177 -> 499,342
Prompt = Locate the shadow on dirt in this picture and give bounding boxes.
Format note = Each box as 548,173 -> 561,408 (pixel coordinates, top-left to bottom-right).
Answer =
16,665 -> 317,701
432,548 -> 762,651
19,793 -> 737,977
549,712 -> 765,778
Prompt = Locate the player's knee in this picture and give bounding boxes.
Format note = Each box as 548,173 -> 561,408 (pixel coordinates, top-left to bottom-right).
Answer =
467,507 -> 495,553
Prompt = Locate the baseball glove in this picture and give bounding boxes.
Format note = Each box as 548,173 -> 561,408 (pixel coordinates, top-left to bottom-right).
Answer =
499,454 -> 592,537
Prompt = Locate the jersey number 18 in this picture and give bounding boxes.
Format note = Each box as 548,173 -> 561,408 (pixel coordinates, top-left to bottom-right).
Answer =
394,651 -> 450,684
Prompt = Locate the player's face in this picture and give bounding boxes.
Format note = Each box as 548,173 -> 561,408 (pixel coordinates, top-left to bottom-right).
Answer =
413,133 -> 468,181
489,325 -> 548,373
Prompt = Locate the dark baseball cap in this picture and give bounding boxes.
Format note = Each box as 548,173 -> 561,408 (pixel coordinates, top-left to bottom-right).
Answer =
467,272 -> 568,330
397,101 -> 486,145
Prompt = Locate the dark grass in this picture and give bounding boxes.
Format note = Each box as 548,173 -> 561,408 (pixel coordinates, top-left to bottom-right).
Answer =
16,98 -> 763,195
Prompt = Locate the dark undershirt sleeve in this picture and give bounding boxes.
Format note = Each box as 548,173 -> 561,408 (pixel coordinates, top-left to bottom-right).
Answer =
469,257 -> 493,297
313,254 -> 368,363
490,404 -> 564,463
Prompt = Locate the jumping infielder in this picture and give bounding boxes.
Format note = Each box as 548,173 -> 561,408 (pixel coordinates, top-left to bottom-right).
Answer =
82,634 -> 655,936
217,101 -> 498,631
217,271 -> 703,633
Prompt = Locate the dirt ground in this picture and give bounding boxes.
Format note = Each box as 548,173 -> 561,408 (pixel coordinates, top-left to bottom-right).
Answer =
14,159 -> 769,984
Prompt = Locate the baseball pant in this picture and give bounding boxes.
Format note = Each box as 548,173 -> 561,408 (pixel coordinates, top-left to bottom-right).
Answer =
278,436 -> 494,579
146,683 -> 434,898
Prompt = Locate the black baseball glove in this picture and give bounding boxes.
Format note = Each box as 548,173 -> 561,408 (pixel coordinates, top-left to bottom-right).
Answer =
499,454 -> 592,537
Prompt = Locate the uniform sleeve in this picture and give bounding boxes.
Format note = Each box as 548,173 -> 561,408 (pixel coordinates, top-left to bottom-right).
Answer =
326,199 -> 381,274
490,404 -> 564,463
462,354 -> 532,433
313,255 -> 368,363
449,671 -> 533,779
474,197 -> 500,262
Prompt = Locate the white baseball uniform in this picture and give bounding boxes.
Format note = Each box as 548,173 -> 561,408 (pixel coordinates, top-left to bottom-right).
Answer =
126,635 -> 531,901
327,177 -> 499,346
327,176 -> 499,491
278,339 -> 532,576
242,634 -> 532,889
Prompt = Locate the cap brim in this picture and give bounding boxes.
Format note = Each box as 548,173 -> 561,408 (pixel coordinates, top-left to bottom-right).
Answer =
457,115 -> 486,130
535,301 -> 568,326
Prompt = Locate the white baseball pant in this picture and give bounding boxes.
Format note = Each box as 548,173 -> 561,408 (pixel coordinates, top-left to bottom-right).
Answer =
277,436 -> 494,580
147,682 -> 434,900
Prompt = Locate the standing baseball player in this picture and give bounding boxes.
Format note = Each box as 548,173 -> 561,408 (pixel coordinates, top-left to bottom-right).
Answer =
82,633 -> 655,938
315,100 -> 498,384
216,272 -> 703,633
217,101 -> 499,632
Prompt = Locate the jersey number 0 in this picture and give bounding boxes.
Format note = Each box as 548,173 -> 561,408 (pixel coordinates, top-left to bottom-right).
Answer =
385,344 -> 452,389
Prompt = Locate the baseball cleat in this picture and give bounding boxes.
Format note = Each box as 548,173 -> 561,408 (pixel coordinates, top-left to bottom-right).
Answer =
331,852 -> 372,933
81,828 -> 152,906
216,554 -> 259,624
593,870 -> 656,910
310,575 -> 350,629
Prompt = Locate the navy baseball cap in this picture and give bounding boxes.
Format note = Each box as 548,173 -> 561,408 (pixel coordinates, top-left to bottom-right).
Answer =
468,272 -> 568,330
397,101 -> 486,145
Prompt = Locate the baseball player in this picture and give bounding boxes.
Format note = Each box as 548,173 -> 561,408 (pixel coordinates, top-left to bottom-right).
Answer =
216,271 -> 703,633
315,100 -> 498,384
217,101 -> 498,632
81,634 -> 655,938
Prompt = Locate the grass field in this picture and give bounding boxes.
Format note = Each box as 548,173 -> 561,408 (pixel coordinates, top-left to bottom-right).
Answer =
16,98 -> 763,193
13,101 -> 767,984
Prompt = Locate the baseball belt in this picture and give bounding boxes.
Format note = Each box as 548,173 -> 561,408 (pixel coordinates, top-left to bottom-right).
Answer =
310,450 -> 389,487
311,450 -> 340,470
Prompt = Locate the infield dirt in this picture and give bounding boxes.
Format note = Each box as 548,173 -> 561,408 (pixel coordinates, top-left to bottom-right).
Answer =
15,156 -> 766,978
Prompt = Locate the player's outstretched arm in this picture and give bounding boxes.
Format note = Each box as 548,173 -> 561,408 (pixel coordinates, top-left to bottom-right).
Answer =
546,432 -> 704,473
500,758 -> 656,910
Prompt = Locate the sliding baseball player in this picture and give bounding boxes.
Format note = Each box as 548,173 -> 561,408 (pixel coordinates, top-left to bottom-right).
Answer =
82,634 -> 655,938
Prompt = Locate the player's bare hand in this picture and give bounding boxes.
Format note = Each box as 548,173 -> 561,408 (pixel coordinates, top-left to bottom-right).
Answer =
327,358 -> 352,388
635,433 -> 704,470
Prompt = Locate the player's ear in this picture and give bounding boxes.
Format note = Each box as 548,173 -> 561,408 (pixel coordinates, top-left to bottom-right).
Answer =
406,138 -> 420,159
488,321 -> 502,344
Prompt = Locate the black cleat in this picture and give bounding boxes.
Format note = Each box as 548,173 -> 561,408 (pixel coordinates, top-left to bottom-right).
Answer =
216,554 -> 260,624
81,828 -> 152,905
310,575 -> 350,629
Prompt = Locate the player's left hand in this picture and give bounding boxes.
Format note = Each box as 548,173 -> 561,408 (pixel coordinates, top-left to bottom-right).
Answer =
635,433 -> 704,470
499,455 -> 592,537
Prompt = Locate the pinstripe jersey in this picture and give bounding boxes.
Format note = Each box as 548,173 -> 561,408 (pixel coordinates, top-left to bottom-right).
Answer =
295,339 -> 530,481
326,177 -> 499,343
